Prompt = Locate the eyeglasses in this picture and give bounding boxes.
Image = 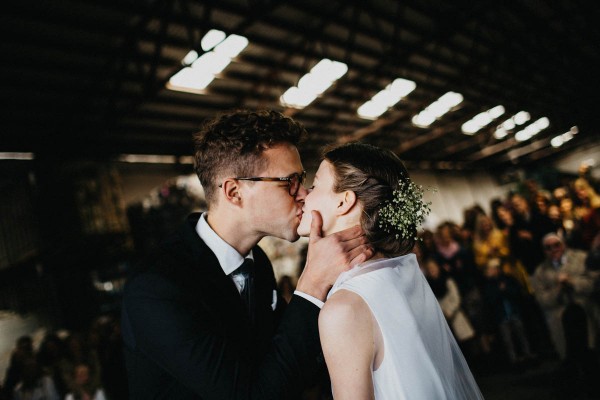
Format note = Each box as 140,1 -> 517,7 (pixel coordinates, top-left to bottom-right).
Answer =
219,171 -> 306,197
544,241 -> 562,251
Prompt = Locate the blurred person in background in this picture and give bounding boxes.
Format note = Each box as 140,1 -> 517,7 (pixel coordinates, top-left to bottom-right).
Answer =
58,333 -> 102,396
277,275 -> 295,304
509,192 -> 554,274
573,177 -> 600,250
423,258 -> 476,352
64,362 -> 106,400
531,233 -> 595,361
481,262 -> 535,367
585,233 -> 600,348
560,196 -> 585,250
12,357 -> 59,400
36,333 -> 67,398
2,336 -> 34,399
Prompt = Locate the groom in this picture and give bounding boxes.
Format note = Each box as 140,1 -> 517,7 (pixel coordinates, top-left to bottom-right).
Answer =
121,109 -> 371,399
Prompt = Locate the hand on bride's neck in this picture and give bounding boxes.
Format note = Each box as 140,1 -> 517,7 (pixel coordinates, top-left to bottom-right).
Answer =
326,212 -> 385,262
324,211 -> 361,237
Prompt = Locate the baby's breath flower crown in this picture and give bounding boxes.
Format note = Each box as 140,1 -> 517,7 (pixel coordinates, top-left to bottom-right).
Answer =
378,179 -> 434,240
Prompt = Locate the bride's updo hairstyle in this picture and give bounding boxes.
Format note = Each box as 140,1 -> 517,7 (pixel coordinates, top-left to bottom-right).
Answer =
323,142 -> 416,257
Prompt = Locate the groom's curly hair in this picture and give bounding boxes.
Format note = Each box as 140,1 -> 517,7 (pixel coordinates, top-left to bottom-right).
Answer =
193,109 -> 307,206
323,142 -> 416,257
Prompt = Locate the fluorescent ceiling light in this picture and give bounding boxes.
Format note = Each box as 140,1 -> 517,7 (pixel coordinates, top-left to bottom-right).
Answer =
488,105 -> 505,119
214,34 -> 249,58
167,68 -> 215,93
181,50 -> 199,66
533,117 -> 550,130
493,128 -> 508,139
357,78 -> 416,119
513,111 -> 531,125
494,111 -> 530,139
550,126 -> 578,148
280,58 -> 348,109
551,136 -> 564,148
192,52 -> 231,75
168,30 -> 248,94
201,29 -> 226,51
514,117 -> 550,142
412,91 -> 463,128
411,111 -> 436,127
0,152 -> 34,160
118,154 -> 194,164
461,105 -> 505,135
502,119 -> 516,130
280,87 -> 317,108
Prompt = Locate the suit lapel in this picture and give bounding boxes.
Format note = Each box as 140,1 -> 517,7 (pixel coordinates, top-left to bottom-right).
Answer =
177,214 -> 279,356
251,246 -> 278,354
179,214 -> 252,333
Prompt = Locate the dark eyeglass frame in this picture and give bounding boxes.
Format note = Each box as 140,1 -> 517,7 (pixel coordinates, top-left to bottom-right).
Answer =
219,170 -> 306,197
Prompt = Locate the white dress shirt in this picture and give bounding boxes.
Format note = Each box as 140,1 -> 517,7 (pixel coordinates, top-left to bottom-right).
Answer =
196,213 -> 323,308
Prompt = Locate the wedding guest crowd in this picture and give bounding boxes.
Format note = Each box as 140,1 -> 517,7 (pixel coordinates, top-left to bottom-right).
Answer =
411,169 -> 600,392
1,314 -> 126,400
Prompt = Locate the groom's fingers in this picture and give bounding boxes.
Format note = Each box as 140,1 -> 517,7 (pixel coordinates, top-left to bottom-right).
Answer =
347,244 -> 374,267
330,224 -> 364,242
309,210 -> 324,242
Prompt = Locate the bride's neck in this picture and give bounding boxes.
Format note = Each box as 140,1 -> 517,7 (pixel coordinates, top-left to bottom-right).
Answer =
326,213 -> 361,237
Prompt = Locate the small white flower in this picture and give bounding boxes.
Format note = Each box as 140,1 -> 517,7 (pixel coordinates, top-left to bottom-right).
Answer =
378,179 -> 434,241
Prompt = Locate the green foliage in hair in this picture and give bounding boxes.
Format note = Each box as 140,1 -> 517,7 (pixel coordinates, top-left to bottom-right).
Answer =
378,180 -> 435,240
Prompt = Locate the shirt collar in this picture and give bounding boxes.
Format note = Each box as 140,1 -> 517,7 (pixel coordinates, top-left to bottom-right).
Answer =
551,254 -> 567,269
196,212 -> 254,276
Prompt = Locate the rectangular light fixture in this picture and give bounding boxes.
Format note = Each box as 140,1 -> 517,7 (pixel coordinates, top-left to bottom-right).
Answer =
280,59 -> 348,109
493,111 -> 531,139
357,78 -> 416,120
461,105 -> 505,135
551,126 -> 578,148
412,91 -> 463,127
167,30 -> 248,94
0,152 -> 34,160
118,154 -> 194,164
515,117 -> 550,142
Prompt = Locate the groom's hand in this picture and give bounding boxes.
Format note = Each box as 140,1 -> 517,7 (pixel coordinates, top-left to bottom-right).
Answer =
296,211 -> 373,301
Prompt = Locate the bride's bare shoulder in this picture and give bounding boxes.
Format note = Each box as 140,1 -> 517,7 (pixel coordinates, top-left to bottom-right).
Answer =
319,289 -> 372,333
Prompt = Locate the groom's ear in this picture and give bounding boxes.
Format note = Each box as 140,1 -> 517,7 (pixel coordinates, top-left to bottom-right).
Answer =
336,190 -> 357,216
221,178 -> 242,206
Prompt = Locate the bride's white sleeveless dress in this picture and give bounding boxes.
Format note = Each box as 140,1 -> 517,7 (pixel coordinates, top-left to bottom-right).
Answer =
328,254 -> 484,400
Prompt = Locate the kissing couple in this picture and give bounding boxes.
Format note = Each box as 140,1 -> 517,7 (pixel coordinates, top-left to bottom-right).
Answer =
122,109 -> 483,399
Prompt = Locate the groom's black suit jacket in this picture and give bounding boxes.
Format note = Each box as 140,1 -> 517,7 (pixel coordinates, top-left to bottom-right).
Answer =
121,213 -> 322,399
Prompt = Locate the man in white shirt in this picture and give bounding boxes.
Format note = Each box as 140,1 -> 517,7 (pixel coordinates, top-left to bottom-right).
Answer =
121,109 -> 371,399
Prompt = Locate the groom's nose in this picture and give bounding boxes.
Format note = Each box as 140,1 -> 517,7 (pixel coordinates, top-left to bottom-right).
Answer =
295,184 -> 308,202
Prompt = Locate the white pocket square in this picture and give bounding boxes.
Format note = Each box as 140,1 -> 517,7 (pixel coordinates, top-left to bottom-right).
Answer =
271,290 -> 278,310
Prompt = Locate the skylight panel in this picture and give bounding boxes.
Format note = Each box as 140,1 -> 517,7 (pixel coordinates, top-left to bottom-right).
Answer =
201,29 -> 226,51
493,111 -> 530,139
514,117 -> 550,142
461,105 -> 505,135
357,78 -> 416,120
280,59 -> 348,109
412,91 -> 463,127
551,126 -> 578,148
167,29 -> 248,94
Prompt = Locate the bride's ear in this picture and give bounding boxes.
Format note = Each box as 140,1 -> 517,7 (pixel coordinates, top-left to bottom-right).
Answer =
336,190 -> 357,216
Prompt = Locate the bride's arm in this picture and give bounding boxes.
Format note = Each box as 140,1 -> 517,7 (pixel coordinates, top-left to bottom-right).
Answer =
319,289 -> 375,400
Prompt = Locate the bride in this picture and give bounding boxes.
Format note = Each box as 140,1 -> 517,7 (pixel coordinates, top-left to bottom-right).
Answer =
297,143 -> 484,399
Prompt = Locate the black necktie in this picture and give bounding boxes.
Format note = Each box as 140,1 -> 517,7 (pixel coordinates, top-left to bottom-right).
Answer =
235,258 -> 255,323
